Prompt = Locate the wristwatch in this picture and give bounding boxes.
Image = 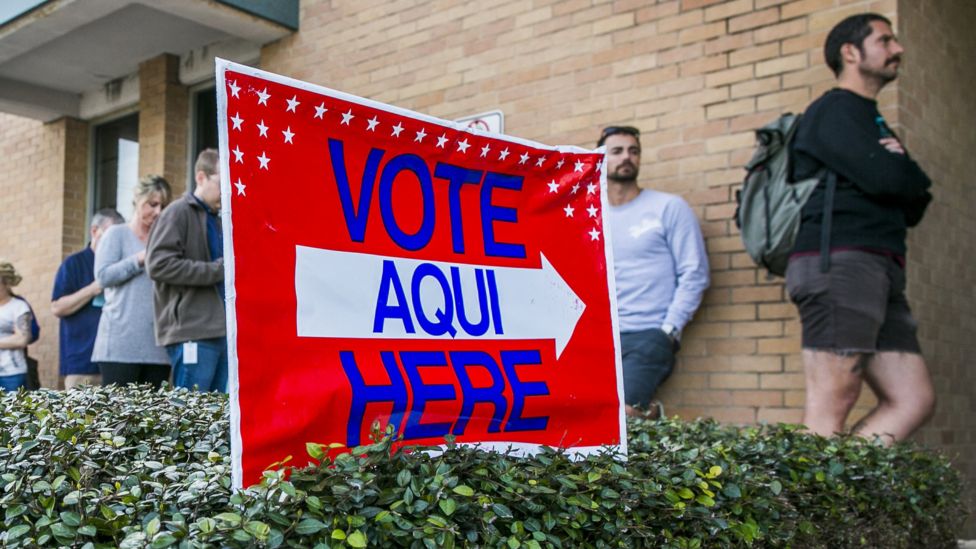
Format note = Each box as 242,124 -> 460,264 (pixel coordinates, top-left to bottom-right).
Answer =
661,324 -> 680,342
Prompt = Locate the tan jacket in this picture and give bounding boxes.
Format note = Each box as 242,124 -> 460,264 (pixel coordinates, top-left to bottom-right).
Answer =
146,193 -> 225,346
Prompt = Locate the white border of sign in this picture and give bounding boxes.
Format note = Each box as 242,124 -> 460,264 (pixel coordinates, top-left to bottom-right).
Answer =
215,58 -> 625,490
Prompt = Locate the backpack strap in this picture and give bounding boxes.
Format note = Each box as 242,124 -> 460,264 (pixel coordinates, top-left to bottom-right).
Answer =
819,170 -> 837,273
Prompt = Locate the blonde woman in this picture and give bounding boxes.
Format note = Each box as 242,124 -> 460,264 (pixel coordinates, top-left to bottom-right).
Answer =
0,262 -> 31,391
92,175 -> 173,387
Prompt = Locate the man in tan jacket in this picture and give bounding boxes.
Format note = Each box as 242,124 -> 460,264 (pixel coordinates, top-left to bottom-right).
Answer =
146,149 -> 227,392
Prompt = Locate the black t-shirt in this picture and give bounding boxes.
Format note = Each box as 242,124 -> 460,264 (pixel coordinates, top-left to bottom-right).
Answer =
790,88 -> 932,255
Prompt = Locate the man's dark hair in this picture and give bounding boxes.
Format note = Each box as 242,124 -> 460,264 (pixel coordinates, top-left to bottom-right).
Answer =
824,13 -> 892,77
597,126 -> 641,148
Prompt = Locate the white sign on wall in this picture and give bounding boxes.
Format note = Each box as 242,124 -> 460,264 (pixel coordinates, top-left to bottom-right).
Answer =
455,110 -> 504,134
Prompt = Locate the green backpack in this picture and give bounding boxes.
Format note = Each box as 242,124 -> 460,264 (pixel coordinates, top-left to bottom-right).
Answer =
735,113 -> 835,277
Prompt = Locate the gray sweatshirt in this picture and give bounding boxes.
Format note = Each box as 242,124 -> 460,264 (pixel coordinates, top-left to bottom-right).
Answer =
91,224 -> 169,364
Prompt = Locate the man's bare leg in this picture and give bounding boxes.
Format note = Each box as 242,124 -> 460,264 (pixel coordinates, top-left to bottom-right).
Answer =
801,349 -> 865,437
852,351 -> 935,444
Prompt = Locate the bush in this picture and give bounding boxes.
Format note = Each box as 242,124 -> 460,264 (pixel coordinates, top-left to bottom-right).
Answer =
0,385 -> 965,548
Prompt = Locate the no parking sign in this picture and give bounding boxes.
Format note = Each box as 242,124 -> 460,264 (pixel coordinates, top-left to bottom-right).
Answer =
215,60 -> 625,488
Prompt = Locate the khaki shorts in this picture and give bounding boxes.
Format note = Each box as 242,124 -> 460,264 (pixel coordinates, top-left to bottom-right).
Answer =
786,250 -> 921,354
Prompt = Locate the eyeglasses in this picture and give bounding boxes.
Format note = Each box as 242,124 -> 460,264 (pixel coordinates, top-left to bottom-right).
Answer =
597,125 -> 640,146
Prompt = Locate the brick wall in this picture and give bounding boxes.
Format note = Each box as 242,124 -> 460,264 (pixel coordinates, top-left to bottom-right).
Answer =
0,114 -> 84,387
897,0 -> 976,535
262,0 -> 903,425
139,54 -> 189,196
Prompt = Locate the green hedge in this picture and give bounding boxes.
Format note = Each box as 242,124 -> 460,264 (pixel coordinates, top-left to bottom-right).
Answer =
0,385 -> 965,548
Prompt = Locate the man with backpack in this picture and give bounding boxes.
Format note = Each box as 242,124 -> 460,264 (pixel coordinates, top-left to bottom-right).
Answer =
785,14 -> 933,443
599,126 -> 709,418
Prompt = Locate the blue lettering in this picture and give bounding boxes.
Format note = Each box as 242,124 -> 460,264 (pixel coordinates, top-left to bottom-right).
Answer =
328,139 -> 384,242
450,267 -> 490,337
501,350 -> 549,432
401,351 -> 456,440
379,154 -> 435,251
433,162 -> 483,254
411,263 -> 457,337
373,260 -> 415,334
341,350 -> 407,447
480,172 -> 526,259
450,351 -> 507,435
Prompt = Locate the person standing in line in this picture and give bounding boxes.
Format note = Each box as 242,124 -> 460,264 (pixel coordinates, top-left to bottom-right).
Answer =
600,126 -> 710,418
786,13 -> 934,443
0,262 -> 32,391
51,208 -> 124,389
147,149 -> 227,392
92,176 -> 172,387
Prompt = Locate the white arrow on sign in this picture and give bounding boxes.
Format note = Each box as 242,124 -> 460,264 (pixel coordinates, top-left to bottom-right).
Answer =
294,245 -> 586,358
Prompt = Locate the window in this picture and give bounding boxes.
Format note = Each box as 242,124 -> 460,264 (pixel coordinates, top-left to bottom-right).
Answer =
188,86 -> 217,190
92,113 -> 139,221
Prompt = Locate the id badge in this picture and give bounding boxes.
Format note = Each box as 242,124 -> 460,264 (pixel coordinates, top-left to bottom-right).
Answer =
183,341 -> 198,365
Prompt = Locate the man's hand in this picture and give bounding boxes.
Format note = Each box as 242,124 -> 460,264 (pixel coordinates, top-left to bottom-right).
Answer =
52,279 -> 103,318
879,137 -> 905,155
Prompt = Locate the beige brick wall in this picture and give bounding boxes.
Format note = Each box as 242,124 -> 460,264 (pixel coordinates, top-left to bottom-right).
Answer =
262,0 -> 902,426
0,114 -> 88,387
897,0 -> 976,535
139,54 -> 189,196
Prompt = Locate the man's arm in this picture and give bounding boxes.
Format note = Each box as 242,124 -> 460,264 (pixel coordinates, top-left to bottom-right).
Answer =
804,97 -> 931,203
146,207 -> 223,287
51,280 -> 101,318
0,311 -> 32,349
662,198 -> 710,334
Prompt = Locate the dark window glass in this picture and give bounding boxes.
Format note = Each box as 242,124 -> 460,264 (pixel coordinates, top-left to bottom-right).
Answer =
93,113 -> 139,221
189,87 -> 217,191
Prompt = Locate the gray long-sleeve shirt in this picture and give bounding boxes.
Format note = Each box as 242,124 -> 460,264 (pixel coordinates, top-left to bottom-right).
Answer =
91,224 -> 169,364
608,189 -> 710,333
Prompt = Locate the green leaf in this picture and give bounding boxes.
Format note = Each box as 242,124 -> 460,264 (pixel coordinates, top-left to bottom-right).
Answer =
492,503 -> 514,519
245,521 -> 272,539
347,530 -> 367,548
146,517 -> 161,536
6,525 -> 30,540
150,534 -> 178,548
306,442 -> 325,460
707,465 -> 723,478
722,483 -> 742,499
332,529 -> 347,540
453,485 -> 474,497
296,518 -> 327,535
770,480 -> 782,495
60,511 -> 82,527
677,487 -> 695,500
216,512 -> 242,525
439,498 -> 457,516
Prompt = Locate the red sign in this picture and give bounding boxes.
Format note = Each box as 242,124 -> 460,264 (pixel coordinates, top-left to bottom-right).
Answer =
216,60 -> 624,488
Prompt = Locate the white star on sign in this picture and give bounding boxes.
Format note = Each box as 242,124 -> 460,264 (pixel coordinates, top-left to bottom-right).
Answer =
314,102 -> 327,119
457,139 -> 470,153
228,80 -> 240,98
414,128 -> 427,143
232,146 -> 244,163
571,183 -> 580,194
234,178 -> 246,196
574,160 -> 585,172
564,205 -> 574,217
286,95 -> 300,112
556,158 -> 565,169
258,152 -> 270,170
231,112 -> 243,131
480,144 -> 491,157
436,134 -> 448,148
535,156 -> 546,167
282,126 -> 295,144
519,152 -> 530,165
589,228 -> 601,241
547,180 -> 559,193
341,109 -> 354,125
391,122 -> 404,137
587,183 -> 597,195
256,88 -> 270,105
499,148 -> 510,160
587,205 -> 599,218
366,116 -> 379,132
596,160 -> 604,172
257,120 -> 269,137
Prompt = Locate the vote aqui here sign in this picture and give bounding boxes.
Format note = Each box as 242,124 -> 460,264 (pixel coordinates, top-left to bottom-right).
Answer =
215,60 -> 625,488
